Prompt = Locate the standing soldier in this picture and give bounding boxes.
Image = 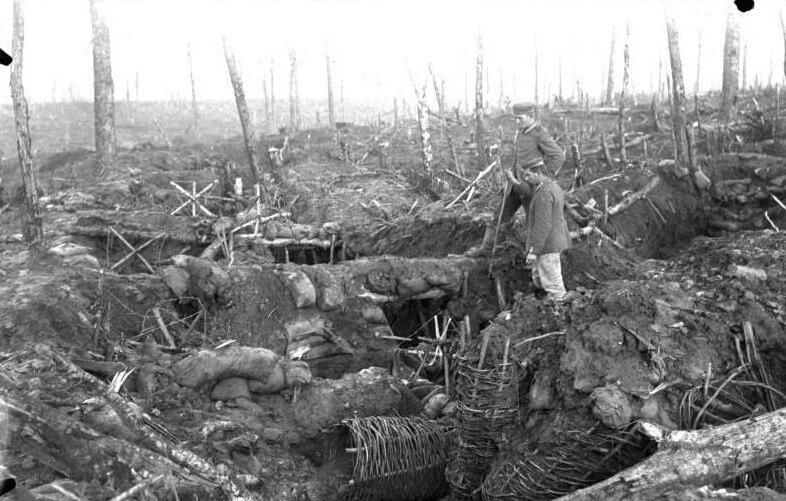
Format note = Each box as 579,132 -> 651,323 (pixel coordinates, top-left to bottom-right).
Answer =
466,103 -> 570,301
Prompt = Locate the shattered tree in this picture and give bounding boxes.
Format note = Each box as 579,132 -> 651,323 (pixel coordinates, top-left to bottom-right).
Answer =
10,0 -> 42,244
326,53 -> 336,128
720,6 -> 740,121
665,9 -> 688,167
223,38 -> 261,188
187,42 -> 199,134
89,0 -> 116,176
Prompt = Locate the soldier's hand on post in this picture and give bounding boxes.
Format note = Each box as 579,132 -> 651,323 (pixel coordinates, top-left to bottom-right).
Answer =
505,169 -> 518,185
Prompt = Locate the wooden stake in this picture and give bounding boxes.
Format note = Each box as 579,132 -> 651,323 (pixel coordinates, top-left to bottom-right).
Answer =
495,275 -> 507,311
326,53 -> 336,128
152,307 -> 176,348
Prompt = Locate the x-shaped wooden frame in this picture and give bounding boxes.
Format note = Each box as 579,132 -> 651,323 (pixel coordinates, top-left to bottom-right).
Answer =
170,180 -> 217,217
109,227 -> 163,274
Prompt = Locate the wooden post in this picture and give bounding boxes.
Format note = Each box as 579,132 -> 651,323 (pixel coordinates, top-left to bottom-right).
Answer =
475,34 -> 488,170
558,55 -> 563,103
720,6 -> 740,122
618,23 -> 630,165
11,0 -> 42,244
605,30 -> 616,105
601,135 -> 613,169
89,0 -> 116,176
223,38 -> 260,187
134,72 -> 139,102
665,10 -> 688,167
570,143 -> 582,189
187,43 -> 198,134
326,53 -> 335,128
289,50 -> 299,132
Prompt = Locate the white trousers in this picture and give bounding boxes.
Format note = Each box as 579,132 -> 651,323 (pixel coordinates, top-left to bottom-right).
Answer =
531,252 -> 567,300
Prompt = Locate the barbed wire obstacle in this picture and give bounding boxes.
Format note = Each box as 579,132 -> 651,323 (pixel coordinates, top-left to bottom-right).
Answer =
446,333 -> 519,500
326,415 -> 453,501
481,426 -> 656,501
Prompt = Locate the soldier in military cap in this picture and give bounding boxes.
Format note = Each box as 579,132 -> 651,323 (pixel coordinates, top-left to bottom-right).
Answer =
466,103 -> 570,301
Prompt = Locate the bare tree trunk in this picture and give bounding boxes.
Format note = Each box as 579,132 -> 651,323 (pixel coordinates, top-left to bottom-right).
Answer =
134,72 -> 139,101
262,75 -> 273,135
742,42 -> 748,92
269,59 -> 276,133
605,31 -> 616,105
89,0 -> 116,176
416,85 -> 433,176
340,78 -> 345,122
464,66 -> 469,115
222,38 -> 260,188
780,11 -> 786,81
534,37 -> 539,120
721,7 -> 740,121
428,64 -> 446,140
10,0 -> 42,244
289,50 -> 299,133
694,29 -> 702,95
393,97 -> 398,130
187,43 -> 198,134
497,67 -> 504,109
665,10 -> 688,167
558,55 -> 563,103
618,24 -> 630,165
326,54 -> 335,128
475,35 -> 488,170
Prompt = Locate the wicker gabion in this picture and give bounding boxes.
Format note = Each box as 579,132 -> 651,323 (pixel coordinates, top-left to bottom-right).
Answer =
480,426 -> 656,500
333,415 -> 453,501
446,335 -> 519,500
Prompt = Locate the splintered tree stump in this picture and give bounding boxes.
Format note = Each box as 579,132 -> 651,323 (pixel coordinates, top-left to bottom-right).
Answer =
559,412 -> 786,501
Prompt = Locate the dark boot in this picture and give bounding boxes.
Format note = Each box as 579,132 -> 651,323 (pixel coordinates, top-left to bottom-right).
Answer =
465,224 -> 496,257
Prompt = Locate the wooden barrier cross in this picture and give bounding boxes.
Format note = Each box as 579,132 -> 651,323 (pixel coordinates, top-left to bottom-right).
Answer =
170,180 -> 217,217
109,227 -> 162,274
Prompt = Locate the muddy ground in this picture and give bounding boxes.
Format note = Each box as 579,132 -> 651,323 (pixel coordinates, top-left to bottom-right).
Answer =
2,93 -> 786,500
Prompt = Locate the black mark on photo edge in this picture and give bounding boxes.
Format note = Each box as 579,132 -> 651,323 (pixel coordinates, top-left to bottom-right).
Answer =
0,48 -> 11,66
734,0 -> 754,13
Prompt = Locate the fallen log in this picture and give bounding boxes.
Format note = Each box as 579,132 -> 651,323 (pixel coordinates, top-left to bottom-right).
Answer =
584,133 -> 652,156
608,176 -> 662,217
557,410 -> 786,501
445,159 -> 498,209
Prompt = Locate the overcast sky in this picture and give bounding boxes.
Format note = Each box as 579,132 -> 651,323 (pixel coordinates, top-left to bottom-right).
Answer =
0,0 -> 782,107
